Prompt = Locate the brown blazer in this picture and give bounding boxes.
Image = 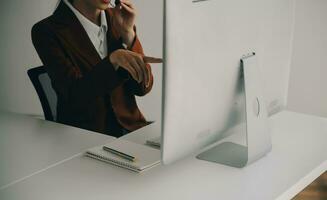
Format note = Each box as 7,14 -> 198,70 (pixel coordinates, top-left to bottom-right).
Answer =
31,1 -> 153,137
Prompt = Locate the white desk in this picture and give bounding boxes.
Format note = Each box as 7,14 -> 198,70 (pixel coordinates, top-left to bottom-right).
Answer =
0,111 -> 115,190
0,111 -> 326,200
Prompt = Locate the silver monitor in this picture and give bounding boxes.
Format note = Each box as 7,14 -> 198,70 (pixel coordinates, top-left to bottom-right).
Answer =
161,0 -> 272,165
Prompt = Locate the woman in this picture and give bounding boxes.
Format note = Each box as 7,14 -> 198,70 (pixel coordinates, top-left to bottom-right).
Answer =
31,0 -> 162,137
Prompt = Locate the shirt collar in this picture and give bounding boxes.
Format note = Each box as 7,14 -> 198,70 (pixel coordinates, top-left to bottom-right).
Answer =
63,0 -> 108,34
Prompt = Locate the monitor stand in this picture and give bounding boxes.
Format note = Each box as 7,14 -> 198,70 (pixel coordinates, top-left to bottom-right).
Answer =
196,53 -> 272,168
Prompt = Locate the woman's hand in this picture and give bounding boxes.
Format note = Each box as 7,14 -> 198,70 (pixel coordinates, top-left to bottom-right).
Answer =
112,0 -> 136,46
109,49 -> 163,87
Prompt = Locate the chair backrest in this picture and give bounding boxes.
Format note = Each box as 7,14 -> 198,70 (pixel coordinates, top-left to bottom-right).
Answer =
27,66 -> 57,121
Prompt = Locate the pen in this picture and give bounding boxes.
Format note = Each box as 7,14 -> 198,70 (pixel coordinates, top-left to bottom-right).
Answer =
102,146 -> 136,162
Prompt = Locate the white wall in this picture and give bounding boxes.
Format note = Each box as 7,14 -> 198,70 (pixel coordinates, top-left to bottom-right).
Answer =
260,0 -> 296,114
0,0 -> 163,122
133,0 -> 163,122
287,0 -> 327,117
0,0 -> 57,116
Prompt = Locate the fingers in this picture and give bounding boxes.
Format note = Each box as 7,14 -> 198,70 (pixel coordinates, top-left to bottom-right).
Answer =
124,62 -> 139,82
135,55 -> 148,85
145,65 -> 150,87
146,64 -> 151,87
120,0 -> 135,9
120,3 -> 134,14
111,50 -> 153,85
143,56 -> 163,63
129,58 -> 143,83
120,0 -> 135,14
128,53 -> 149,85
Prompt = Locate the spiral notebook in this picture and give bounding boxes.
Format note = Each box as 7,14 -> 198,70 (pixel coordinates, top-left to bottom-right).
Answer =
85,139 -> 161,173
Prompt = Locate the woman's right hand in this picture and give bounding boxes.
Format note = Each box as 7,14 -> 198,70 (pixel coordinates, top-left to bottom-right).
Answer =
109,49 -> 162,86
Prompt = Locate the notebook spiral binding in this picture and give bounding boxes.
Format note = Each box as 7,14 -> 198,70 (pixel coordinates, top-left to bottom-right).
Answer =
85,151 -> 140,172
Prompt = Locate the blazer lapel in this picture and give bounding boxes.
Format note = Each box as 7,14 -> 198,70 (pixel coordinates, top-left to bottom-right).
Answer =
52,1 -> 101,67
51,2 -> 124,67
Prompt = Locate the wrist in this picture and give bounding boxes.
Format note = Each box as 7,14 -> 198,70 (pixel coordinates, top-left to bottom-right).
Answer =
120,27 -> 134,35
121,29 -> 135,48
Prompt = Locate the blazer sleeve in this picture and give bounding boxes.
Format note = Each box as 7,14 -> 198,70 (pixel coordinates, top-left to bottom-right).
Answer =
124,27 -> 154,97
31,22 -> 128,109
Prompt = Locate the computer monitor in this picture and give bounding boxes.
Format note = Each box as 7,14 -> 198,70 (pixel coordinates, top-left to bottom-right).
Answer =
161,0 -> 272,165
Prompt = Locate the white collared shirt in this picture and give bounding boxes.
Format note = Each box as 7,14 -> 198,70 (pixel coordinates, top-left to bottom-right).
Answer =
63,0 -> 108,59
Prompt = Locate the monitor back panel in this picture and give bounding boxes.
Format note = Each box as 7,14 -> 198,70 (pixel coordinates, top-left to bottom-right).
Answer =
162,0 -> 286,164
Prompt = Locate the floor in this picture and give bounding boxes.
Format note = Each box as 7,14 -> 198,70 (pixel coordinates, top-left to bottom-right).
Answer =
293,171 -> 327,200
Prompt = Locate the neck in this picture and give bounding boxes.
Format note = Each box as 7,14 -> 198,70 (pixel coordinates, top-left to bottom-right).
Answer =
72,0 -> 101,26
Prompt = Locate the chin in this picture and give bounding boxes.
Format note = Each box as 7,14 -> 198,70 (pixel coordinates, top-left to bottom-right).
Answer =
97,0 -> 110,10
98,4 -> 109,10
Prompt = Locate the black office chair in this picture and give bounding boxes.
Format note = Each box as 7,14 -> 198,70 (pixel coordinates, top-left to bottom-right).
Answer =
27,66 -> 57,121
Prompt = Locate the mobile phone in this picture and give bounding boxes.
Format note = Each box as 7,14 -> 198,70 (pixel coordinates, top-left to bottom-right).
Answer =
115,0 -> 121,5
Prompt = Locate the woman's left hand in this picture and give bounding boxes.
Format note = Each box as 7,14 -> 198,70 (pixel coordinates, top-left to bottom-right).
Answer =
112,0 -> 136,35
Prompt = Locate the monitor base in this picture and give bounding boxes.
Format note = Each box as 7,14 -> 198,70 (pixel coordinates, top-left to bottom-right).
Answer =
196,53 -> 272,168
196,142 -> 248,168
